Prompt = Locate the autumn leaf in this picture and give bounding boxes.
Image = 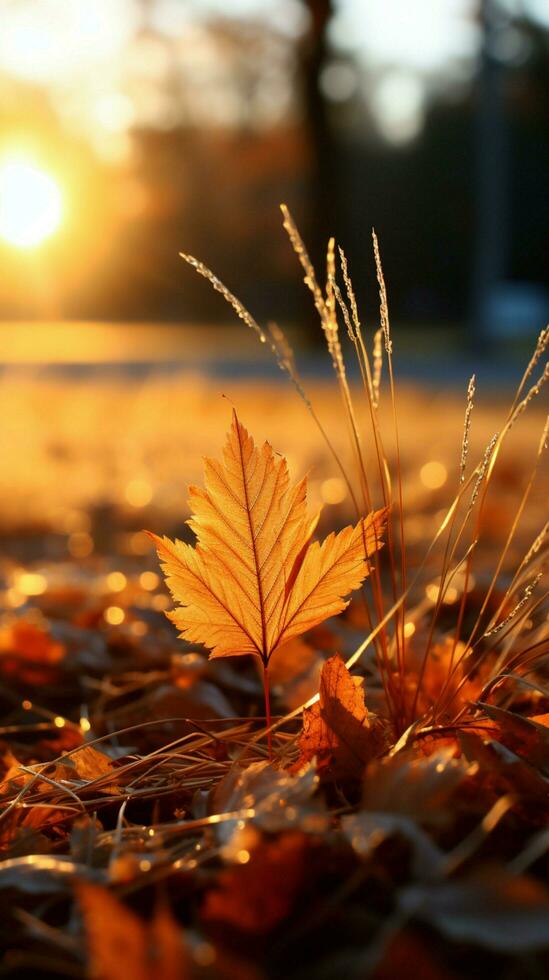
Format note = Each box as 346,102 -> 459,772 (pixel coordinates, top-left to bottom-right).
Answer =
0,619 -> 65,685
202,831 -> 307,934
373,928 -> 454,980
475,702 -> 549,776
53,745 -> 120,795
399,868 -> 549,952
531,713 -> 549,727
294,654 -> 388,779
149,412 -> 386,666
77,882 -> 189,980
0,745 -> 120,807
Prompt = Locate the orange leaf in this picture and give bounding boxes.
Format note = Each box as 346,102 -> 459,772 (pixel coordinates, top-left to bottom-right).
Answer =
77,882 -> 189,980
531,713 -> 549,727
149,413 -> 385,665
52,745 -> 119,795
0,620 -> 65,685
295,654 -> 388,778
202,831 -> 307,934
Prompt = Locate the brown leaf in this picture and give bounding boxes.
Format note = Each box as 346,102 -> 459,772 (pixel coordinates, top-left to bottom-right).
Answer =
362,746 -> 471,825
530,712 -> 549,727
0,748 -> 28,795
149,413 -> 385,665
373,928 -> 456,980
475,702 -> 549,776
295,654 -> 388,779
53,745 -> 119,795
77,882 -> 189,980
399,867 -> 549,952
202,831 -> 307,933
211,760 -> 326,839
0,620 -> 65,685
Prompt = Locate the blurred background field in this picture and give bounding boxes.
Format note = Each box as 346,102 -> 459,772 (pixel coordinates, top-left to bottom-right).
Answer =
0,0 -> 547,556
0,366 -> 545,563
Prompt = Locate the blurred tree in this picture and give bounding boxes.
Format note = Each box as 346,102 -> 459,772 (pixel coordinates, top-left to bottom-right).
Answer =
300,0 -> 337,273
471,0 -> 509,349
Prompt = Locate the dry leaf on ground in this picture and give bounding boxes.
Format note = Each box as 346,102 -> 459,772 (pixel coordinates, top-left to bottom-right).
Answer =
294,654 -> 389,779
202,831 -> 307,934
77,881 -> 189,980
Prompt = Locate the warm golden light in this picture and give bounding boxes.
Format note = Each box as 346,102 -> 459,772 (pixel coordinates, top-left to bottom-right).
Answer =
106,571 -> 127,593
104,605 -> 125,626
0,157 -> 63,248
139,571 -> 159,591
15,571 -> 47,596
125,478 -> 153,508
420,460 -> 447,490
320,477 -> 347,505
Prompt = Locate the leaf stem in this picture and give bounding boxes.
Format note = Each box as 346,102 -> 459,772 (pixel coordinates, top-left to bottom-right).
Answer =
263,663 -> 273,761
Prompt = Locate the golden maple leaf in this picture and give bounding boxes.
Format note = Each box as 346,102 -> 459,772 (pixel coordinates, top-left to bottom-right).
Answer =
149,412 -> 386,666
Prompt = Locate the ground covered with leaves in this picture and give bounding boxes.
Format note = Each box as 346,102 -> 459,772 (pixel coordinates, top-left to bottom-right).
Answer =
0,368 -> 547,979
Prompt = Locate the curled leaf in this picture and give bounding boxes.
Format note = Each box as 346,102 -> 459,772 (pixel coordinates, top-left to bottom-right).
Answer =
295,654 -> 388,779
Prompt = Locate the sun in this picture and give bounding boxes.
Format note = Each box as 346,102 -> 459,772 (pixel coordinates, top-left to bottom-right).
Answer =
0,157 -> 63,248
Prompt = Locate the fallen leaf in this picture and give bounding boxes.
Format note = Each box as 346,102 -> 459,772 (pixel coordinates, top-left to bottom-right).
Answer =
212,760 -> 326,842
202,831 -> 307,933
0,619 -> 65,685
475,702 -> 549,776
294,654 -> 388,779
343,811 -> 444,879
400,634 -> 493,721
373,928 -> 456,980
53,745 -> 119,794
531,712 -> 549,727
77,882 -> 189,980
399,867 -> 549,952
149,413 -> 385,666
362,746 -> 471,826
459,732 -> 549,803
0,747 -> 28,795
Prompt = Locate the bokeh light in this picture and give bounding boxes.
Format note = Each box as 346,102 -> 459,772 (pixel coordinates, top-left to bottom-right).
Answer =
420,461 -> 448,490
0,157 -> 63,248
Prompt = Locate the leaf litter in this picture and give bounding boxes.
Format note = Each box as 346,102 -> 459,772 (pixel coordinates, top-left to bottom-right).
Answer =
0,214 -> 547,979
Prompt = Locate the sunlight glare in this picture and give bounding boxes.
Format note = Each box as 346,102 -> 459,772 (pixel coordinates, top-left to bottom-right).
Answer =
0,159 -> 63,248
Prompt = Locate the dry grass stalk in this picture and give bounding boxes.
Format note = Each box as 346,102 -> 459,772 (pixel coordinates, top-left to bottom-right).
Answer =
372,329 -> 383,409
460,374 -> 476,483
279,204 -> 325,320
483,573 -> 543,638
180,208 -> 548,739
180,253 -> 266,344
372,229 -> 392,356
508,362 -> 549,431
